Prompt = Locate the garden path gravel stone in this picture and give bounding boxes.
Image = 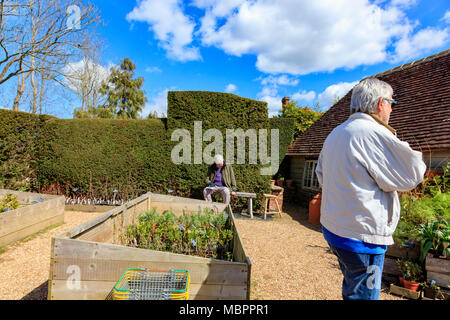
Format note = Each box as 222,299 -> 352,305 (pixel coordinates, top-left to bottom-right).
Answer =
233,204 -> 404,300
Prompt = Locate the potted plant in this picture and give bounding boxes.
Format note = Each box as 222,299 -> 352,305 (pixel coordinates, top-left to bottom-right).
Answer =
396,258 -> 423,292
422,281 -> 447,300
418,220 -> 449,263
276,177 -> 285,187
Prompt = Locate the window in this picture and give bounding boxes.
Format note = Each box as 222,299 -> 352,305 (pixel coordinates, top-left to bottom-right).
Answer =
302,160 -> 320,190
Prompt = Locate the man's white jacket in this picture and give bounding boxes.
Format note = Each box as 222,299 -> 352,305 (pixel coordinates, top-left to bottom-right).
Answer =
316,112 -> 426,245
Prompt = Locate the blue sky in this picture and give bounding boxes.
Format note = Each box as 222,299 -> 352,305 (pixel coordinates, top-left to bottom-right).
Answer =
3,0 -> 449,118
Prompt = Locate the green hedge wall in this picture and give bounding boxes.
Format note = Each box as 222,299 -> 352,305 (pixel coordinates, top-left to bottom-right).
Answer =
167,91 -> 272,209
1,92 -> 296,210
269,117 -> 296,169
0,109 -> 54,190
36,118 -> 174,199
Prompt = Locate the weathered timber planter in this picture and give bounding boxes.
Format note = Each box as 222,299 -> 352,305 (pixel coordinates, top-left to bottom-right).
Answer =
382,241 -> 420,283
389,283 -> 421,300
0,189 -> 65,247
386,241 -> 420,260
425,254 -> 450,288
48,192 -> 251,300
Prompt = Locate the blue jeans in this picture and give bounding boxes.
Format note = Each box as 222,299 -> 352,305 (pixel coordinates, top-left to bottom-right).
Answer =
328,244 -> 385,300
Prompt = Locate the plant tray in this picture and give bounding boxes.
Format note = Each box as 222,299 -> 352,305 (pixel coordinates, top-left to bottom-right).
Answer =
113,268 -> 190,300
389,284 -> 421,300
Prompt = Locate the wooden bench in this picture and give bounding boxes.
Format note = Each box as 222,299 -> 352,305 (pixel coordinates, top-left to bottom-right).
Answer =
234,192 -> 257,219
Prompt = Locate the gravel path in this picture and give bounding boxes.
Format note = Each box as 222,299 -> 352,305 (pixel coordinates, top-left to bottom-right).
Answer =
0,210 -> 105,300
234,204 -> 404,300
0,206 -> 403,300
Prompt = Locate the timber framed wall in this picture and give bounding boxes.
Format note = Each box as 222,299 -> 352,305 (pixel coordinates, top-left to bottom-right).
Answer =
0,189 -> 65,247
48,192 -> 251,300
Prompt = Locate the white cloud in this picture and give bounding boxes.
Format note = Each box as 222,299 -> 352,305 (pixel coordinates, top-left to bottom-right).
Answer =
391,27 -> 449,63
142,88 -> 173,118
318,81 -> 359,108
194,0 -> 448,75
441,10 -> 450,24
145,66 -> 162,73
389,0 -> 418,8
126,0 -> 201,62
63,59 -> 113,93
292,90 -> 316,102
256,74 -> 300,115
225,83 -> 237,93
127,0 -> 448,74
260,75 -> 299,87
259,94 -> 282,117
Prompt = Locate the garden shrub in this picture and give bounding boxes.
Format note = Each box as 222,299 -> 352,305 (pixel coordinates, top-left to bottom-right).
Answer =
167,91 -> 275,209
36,118 -> 174,199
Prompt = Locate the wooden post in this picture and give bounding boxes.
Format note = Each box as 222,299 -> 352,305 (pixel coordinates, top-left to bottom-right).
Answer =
249,198 -> 253,219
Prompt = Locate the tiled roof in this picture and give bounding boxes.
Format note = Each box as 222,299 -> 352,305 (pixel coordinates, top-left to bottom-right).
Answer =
287,49 -> 450,156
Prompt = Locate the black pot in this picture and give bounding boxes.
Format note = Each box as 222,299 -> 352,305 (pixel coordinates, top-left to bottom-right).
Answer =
424,287 -> 440,299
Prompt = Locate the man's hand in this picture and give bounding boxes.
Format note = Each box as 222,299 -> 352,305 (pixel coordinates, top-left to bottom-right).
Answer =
231,191 -> 236,197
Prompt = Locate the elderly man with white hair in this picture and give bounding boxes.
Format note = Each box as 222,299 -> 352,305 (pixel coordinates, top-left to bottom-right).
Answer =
203,154 -> 237,205
316,78 -> 426,300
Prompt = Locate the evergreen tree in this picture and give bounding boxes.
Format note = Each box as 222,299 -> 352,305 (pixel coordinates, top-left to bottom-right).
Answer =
97,57 -> 147,119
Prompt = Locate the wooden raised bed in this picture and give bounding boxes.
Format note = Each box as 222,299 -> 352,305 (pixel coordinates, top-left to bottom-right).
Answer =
382,241 -> 420,283
425,254 -> 450,288
0,189 -> 65,247
48,192 -> 251,300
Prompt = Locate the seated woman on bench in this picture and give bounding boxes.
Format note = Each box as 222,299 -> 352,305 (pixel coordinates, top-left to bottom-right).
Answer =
203,154 -> 237,205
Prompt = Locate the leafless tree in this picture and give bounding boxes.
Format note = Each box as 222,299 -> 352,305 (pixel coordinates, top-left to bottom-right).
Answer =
64,36 -> 109,116
1,0 -> 103,113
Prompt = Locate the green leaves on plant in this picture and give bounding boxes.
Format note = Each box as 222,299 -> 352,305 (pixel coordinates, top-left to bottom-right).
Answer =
0,194 -> 20,212
396,258 -> 423,282
124,208 -> 234,261
418,220 -> 449,263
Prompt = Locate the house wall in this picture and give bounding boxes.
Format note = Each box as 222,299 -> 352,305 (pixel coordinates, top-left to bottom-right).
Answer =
289,156 -> 320,206
287,150 -> 450,208
422,151 -> 450,171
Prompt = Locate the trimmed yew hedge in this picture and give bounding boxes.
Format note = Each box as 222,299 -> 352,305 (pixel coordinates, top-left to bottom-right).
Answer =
1,92 -> 295,209
0,109 -> 54,190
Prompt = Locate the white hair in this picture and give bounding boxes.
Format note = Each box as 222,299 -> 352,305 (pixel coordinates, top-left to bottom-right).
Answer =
214,154 -> 224,164
350,78 -> 393,114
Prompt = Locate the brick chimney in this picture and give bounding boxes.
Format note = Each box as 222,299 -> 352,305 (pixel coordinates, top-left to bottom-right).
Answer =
282,97 -> 290,107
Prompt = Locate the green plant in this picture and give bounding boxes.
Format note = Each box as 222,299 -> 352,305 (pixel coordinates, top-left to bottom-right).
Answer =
394,191 -> 450,244
422,281 -> 447,300
396,258 -> 423,282
124,208 -> 234,261
418,220 -> 449,263
277,100 -> 323,138
426,162 -> 450,196
0,194 -> 20,212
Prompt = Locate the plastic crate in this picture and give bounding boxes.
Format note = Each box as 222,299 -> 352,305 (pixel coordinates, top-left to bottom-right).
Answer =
113,268 -> 190,300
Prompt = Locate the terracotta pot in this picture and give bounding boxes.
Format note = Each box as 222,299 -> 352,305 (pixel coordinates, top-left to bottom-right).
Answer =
308,193 -> 321,225
399,277 -> 420,292
425,170 -> 442,179
276,180 -> 284,187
